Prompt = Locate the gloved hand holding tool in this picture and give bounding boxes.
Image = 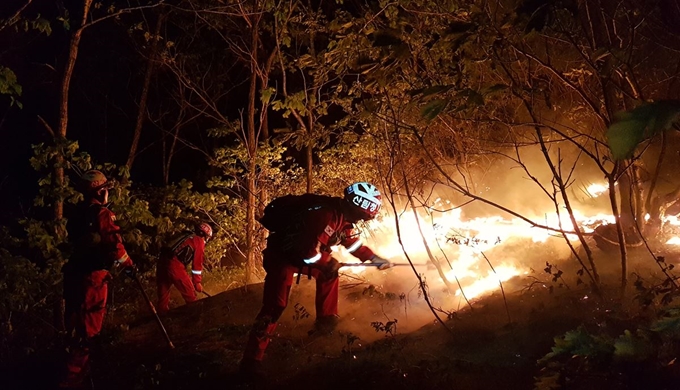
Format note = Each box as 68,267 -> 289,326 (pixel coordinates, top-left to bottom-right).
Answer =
339,260 -> 425,269
192,271 -> 203,293
369,255 -> 393,270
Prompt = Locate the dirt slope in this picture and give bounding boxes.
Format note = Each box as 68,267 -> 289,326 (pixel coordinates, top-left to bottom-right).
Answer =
5,263 -> 675,390
80,275 -> 631,390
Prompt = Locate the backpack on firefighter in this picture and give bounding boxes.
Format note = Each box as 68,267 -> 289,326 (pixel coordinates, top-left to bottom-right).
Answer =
160,231 -> 196,265
257,193 -> 335,233
65,203 -> 118,274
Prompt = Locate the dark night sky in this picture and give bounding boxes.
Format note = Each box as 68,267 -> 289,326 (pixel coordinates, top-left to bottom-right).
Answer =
0,1 -> 215,223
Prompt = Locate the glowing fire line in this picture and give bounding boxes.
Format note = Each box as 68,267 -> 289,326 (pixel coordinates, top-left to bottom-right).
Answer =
339,184 -> 680,301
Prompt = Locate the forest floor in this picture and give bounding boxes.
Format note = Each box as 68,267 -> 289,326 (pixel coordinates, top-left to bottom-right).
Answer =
4,244 -> 680,390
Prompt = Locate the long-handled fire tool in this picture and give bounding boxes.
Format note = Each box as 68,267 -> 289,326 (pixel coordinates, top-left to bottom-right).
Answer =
339,262 -> 428,268
200,291 -> 212,298
130,271 -> 175,349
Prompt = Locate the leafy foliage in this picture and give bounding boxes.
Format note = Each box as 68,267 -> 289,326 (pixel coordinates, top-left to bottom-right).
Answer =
606,101 -> 680,160
536,306 -> 680,388
539,326 -> 614,364
0,66 -> 22,108
370,319 -> 398,337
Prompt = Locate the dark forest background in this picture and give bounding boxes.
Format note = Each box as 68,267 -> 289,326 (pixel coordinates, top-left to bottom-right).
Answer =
2,0 -> 680,388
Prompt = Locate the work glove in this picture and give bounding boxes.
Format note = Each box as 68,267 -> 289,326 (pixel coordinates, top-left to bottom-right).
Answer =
194,282 -> 204,293
370,255 -> 393,270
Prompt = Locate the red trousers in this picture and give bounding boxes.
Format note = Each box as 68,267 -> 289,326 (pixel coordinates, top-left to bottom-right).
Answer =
61,270 -> 111,385
243,262 -> 338,361
156,257 -> 196,313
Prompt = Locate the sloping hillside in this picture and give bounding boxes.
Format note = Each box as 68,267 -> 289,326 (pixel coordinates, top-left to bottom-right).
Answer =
5,266 -> 679,390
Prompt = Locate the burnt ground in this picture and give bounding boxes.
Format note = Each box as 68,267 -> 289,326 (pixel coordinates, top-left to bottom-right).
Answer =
4,239 -> 680,390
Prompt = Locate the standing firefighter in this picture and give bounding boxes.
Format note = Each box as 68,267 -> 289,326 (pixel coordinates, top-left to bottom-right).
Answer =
60,170 -> 135,389
240,182 -> 393,375
156,223 -> 213,313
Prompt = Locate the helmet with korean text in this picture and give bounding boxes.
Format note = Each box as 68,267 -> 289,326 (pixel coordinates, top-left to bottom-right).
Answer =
343,182 -> 382,221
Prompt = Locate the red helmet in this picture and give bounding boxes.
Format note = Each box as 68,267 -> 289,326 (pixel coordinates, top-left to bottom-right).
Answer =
81,170 -> 113,193
196,223 -> 213,239
343,182 -> 382,220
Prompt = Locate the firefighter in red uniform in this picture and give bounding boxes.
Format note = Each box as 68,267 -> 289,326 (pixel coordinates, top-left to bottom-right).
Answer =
240,182 -> 393,375
59,170 -> 135,389
156,223 -> 213,313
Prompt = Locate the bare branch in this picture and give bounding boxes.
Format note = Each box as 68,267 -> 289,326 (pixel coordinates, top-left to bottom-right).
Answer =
37,115 -> 55,138
0,0 -> 33,32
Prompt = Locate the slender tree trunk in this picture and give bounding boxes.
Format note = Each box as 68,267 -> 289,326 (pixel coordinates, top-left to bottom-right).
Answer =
306,122 -> 313,193
608,168 -> 628,293
244,21 -> 261,286
305,24 -> 317,194
54,0 -> 93,236
126,12 -> 165,172
162,124 -> 180,185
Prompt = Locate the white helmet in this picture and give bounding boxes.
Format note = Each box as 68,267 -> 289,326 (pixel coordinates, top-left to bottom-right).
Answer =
343,182 -> 382,220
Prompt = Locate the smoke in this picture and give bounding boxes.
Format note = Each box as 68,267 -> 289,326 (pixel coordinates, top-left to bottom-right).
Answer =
283,145 -> 660,342
299,145 -> 620,340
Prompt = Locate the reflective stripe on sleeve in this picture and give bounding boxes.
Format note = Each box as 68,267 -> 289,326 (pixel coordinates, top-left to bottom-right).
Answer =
303,253 -> 322,264
116,253 -> 130,264
346,239 -> 363,254
191,270 -> 202,275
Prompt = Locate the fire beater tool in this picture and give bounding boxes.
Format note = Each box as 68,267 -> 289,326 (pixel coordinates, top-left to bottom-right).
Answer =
339,262 -> 428,267
131,271 -> 175,349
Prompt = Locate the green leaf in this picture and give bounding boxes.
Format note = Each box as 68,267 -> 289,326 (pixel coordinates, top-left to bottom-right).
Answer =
613,330 -> 653,361
32,15 -> 52,36
420,99 -> 449,121
606,100 -> 680,160
260,87 -> 275,105
539,326 -> 614,363
606,119 -> 647,160
650,314 -> 680,334
0,66 -> 22,97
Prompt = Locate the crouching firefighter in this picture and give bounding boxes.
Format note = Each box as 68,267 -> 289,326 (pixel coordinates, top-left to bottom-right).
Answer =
59,170 -> 135,389
156,223 -> 213,314
240,182 -> 393,375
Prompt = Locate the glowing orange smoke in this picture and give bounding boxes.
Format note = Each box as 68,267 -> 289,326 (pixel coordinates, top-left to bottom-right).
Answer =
331,182 -> 680,300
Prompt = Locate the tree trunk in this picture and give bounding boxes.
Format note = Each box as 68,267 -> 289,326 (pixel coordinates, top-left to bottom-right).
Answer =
608,169 -> 628,293
162,124 -> 181,185
54,0 -> 93,237
125,12 -> 165,173
244,20 -> 261,287
305,135 -> 313,193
